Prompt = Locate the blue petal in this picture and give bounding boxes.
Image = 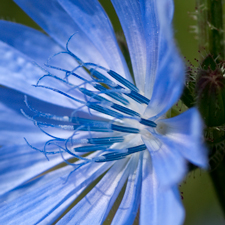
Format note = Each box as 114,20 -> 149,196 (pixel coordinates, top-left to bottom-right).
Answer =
140,151 -> 185,225
0,41 -> 82,108
57,0 -> 132,82
156,0 -> 174,63
0,99 -> 47,146
111,153 -> 142,225
142,135 -> 187,188
0,22 -> 94,107
0,144 -> 65,196
0,20 -> 62,68
14,0 -> 131,81
13,0 -> 108,68
0,87 -> 77,145
157,108 -> 208,168
111,0 -> 146,91
144,0 -> 185,119
1,26 -> 100,109
144,48 -> 185,119
0,86 -> 75,115
139,0 -> 160,98
0,21 -> 92,84
56,157 -> 135,225
0,158 -> 113,224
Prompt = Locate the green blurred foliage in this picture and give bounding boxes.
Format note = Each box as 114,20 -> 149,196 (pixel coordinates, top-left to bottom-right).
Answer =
0,0 -> 224,224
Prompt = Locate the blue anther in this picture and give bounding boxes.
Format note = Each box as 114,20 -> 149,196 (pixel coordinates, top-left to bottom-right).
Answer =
107,70 -> 139,92
95,144 -> 147,162
87,136 -> 124,144
79,88 -> 108,102
71,117 -> 106,125
95,153 -> 127,162
139,118 -> 157,127
74,145 -> 110,152
94,84 -> 129,105
80,88 -> 140,117
71,118 -> 112,132
127,144 -> 147,154
111,124 -> 140,133
124,90 -> 150,105
89,68 -> 117,87
111,104 -> 140,117
89,103 -> 123,118
73,125 -> 111,132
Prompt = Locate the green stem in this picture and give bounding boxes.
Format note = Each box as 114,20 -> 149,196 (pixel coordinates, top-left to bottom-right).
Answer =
196,0 -> 225,217
207,0 -> 224,59
209,155 -> 225,217
196,0 -> 224,60
196,0 -> 208,53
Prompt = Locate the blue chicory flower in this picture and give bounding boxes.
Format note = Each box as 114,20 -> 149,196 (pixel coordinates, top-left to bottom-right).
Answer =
0,0 -> 207,224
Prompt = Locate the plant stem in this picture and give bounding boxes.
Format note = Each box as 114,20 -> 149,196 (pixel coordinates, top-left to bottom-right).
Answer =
196,0 -> 224,59
209,155 -> 225,217
196,0 -> 225,217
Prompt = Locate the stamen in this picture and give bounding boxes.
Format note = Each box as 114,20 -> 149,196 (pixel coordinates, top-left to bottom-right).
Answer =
89,68 -> 117,87
127,144 -> 147,153
139,118 -> 157,127
94,144 -> 146,162
87,136 -> 124,144
79,87 -> 107,102
94,84 -> 130,105
124,90 -> 150,105
70,61 -> 138,93
33,85 -> 85,104
79,88 -> 140,117
107,70 -> 139,92
72,124 -> 112,132
95,154 -> 127,162
70,118 -> 112,132
24,43 -> 159,166
110,104 -> 140,117
74,145 -> 110,152
88,103 -> 124,118
111,124 -> 140,133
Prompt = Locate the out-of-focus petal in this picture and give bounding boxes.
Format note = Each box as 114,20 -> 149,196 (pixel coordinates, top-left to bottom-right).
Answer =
143,135 -> 186,188
157,108 -> 208,168
0,158 -> 113,225
144,0 -> 184,119
56,157 -> 135,225
111,153 -> 142,225
111,0 -> 146,91
144,46 -> 184,119
140,151 -> 185,225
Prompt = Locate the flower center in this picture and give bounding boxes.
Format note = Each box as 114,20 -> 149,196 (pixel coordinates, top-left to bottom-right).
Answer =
24,51 -> 158,167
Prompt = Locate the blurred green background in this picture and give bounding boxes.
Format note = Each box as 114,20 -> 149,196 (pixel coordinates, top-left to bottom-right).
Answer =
0,0 -> 224,224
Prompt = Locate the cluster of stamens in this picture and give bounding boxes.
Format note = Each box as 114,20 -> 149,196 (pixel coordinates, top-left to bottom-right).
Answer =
23,45 -> 158,169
